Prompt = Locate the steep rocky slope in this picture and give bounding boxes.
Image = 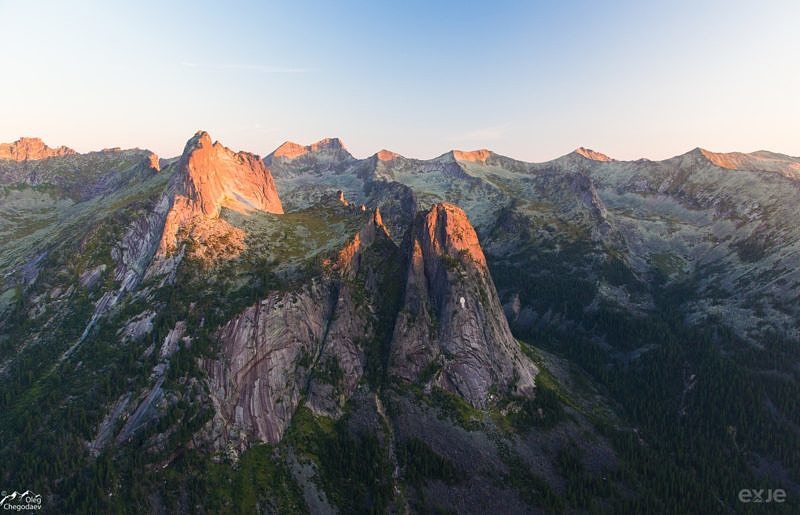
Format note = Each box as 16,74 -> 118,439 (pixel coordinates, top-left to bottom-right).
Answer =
201,204 -> 397,449
390,203 -> 537,407
1,134 -> 800,513
269,140 -> 800,347
157,130 -> 283,256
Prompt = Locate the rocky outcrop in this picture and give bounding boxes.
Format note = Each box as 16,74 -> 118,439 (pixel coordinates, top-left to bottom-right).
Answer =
201,208 -> 399,447
203,282 -> 333,448
158,131 -> 283,255
390,203 -> 537,408
61,181 -> 174,361
145,152 -> 161,172
266,137 -> 352,164
0,137 -> 76,161
452,149 -> 493,163
306,208 -> 397,416
117,191 -> 174,284
302,276 -> 371,419
333,206 -> 390,278
376,149 -> 401,161
177,131 -> 283,218
373,181 -> 417,226
574,147 -> 613,162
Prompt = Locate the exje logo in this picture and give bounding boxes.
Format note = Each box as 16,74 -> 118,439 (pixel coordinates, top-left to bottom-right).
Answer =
1,490 -> 43,511
738,488 -> 787,504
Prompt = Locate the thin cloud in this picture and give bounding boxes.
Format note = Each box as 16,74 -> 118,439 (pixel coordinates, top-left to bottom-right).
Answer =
180,61 -> 311,73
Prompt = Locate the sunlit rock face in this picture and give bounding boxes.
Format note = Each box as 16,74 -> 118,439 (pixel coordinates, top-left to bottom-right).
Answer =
452,149 -> 493,163
375,149 -> 400,162
695,148 -> 800,178
157,131 -> 284,255
267,137 -> 351,163
177,130 -> 283,218
0,137 -> 76,161
574,147 -> 613,162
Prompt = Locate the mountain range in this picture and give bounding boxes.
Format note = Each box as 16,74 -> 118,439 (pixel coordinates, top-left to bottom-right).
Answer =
1,132 -> 798,513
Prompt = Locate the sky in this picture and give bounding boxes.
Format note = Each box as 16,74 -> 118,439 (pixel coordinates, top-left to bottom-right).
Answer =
1,0 -> 798,161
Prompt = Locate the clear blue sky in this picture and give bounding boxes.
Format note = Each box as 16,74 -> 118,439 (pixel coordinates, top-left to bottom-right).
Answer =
1,0 -> 798,161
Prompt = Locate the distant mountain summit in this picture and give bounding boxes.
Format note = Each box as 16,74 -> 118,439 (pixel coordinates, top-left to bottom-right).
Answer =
0,137 -> 75,161
693,147 -> 800,175
452,149 -> 493,163
374,149 -> 401,161
266,137 -> 351,163
574,147 -> 613,161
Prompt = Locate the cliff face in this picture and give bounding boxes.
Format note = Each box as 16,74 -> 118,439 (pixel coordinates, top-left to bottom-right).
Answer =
201,207 -> 399,447
390,202 -> 537,408
179,131 -> 283,218
203,200 -> 542,448
158,131 -> 283,255
574,147 -> 613,162
203,282 -> 333,447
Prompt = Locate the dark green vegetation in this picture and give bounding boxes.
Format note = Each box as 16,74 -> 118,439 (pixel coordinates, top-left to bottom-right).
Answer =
285,407 -> 394,514
359,234 -> 405,391
499,266 -> 800,513
396,438 -> 463,487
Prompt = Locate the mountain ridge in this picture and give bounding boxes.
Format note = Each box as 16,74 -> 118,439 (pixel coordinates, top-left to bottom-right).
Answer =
2,128 -> 800,513
265,137 -> 352,163
0,136 -> 76,161
4,134 -> 799,174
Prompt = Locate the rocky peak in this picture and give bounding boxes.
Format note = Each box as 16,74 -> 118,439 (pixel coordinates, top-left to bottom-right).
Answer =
0,137 -> 76,161
335,206 -> 391,277
390,202 -> 537,408
421,203 -> 487,267
145,152 -> 161,172
267,137 -> 351,162
574,147 -> 613,162
309,137 -> 346,152
685,147 -> 800,178
452,149 -> 493,163
156,131 -> 283,255
696,147 -> 748,170
271,141 -> 308,160
183,130 -> 213,154
178,130 -> 283,218
375,149 -> 401,161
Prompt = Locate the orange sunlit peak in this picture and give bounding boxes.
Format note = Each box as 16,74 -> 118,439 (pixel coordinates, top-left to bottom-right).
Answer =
452,149 -> 492,163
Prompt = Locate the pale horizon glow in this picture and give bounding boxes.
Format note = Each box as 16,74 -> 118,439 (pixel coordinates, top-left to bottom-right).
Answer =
1,0 -> 798,162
